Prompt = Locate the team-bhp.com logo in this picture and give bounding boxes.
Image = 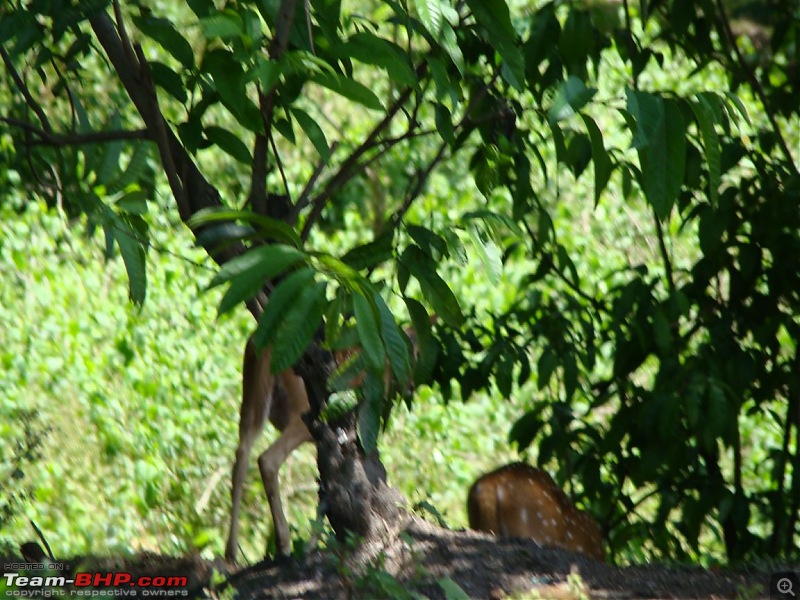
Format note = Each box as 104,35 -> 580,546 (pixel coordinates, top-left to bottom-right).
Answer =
3,571 -> 189,596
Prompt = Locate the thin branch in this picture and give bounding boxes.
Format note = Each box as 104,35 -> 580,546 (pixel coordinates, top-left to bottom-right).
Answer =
653,208 -> 675,294
249,0 -> 299,217
387,138 -> 449,230
294,141 -> 339,217
715,0 -> 799,176
91,15 -> 251,253
0,47 -> 52,133
134,42 -> 190,217
269,133 -> 290,197
1,117 -> 149,145
300,66 -> 426,241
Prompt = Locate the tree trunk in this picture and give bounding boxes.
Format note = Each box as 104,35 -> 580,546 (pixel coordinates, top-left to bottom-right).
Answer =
294,344 -> 406,547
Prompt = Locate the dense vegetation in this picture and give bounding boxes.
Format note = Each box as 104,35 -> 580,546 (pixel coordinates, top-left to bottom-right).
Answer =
1,0 -> 798,568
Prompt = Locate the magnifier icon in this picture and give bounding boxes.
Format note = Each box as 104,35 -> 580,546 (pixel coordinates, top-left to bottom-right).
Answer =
778,578 -> 796,597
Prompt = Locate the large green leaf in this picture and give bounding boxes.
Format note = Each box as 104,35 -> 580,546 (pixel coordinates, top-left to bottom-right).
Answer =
291,108 -> 330,160
401,246 -> 464,327
692,93 -> 721,205
270,281 -> 328,372
207,244 -> 306,290
466,0 -> 525,89
626,91 -> 686,220
549,76 -> 597,123
133,14 -> 194,68
405,297 -> 438,385
581,114 -> 613,205
205,126 -> 252,164
189,207 -> 302,247
341,33 -> 416,87
253,267 -> 317,352
313,73 -> 383,111
374,294 -> 412,389
200,11 -> 244,40
353,290 -> 385,370
112,216 -> 147,305
341,230 -> 395,271
357,370 -> 384,454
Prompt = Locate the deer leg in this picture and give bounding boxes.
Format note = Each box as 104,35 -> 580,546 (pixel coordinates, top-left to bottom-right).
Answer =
226,425 -> 259,562
257,418 -> 313,557
226,342 -> 272,563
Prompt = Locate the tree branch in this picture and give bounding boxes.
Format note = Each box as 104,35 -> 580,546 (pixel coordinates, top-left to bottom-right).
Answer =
89,10 -> 260,317
1,117 -> 149,146
300,65 -> 427,241
0,47 -> 52,133
249,0 -> 300,216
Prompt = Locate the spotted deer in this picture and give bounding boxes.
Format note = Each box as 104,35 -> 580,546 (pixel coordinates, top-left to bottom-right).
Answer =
226,326 -> 422,562
467,462 -> 604,561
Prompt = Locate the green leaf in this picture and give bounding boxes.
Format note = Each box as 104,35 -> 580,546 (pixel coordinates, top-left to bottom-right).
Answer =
150,61 -> 187,103
207,244 -> 306,289
692,94 -> 721,205
405,297 -> 438,385
549,76 -> 597,123
253,267 -> 317,352
466,0 -> 524,89
357,371 -> 383,454
342,33 -> 416,87
723,92 -> 750,125
401,246 -> 464,327
200,11 -> 243,40
438,577 -> 471,600
626,91 -> 686,219
537,349 -> 557,389
291,108 -> 330,160
434,103 -> 455,146
116,190 -> 149,215
353,291 -> 385,370
313,73 -> 383,111
461,209 -> 525,238
217,270 -> 265,316
204,48 -> 262,132
205,125 -> 252,164
581,114 -> 613,205
417,0 -> 443,37
113,218 -> 147,305
375,295 -> 412,389
407,225 -> 448,257
270,281 -> 328,372
250,57 -> 281,93
189,207 -> 301,247
341,230 -> 395,271
466,226 -> 502,284
132,15 -> 194,68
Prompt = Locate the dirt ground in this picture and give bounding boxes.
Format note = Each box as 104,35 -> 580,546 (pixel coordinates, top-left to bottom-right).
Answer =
7,517 -> 793,599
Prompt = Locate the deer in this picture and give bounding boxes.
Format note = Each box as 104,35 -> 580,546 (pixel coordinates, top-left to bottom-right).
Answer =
226,325 -> 423,563
467,462 -> 605,561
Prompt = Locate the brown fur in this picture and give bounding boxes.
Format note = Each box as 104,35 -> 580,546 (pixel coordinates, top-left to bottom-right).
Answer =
467,462 -> 604,561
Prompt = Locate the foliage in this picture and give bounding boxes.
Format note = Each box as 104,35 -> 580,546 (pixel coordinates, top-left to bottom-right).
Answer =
2,0 -> 799,564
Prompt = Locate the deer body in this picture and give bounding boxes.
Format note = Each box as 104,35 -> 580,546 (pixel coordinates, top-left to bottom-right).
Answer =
467,462 -> 604,561
226,326 -> 421,562
226,340 -> 313,561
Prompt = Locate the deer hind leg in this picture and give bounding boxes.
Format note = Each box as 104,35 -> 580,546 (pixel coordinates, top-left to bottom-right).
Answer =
257,417 -> 313,557
226,426 -> 258,562
226,341 -> 272,563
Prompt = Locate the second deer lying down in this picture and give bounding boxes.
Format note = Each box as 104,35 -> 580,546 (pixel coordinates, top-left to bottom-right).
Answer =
226,330 -> 419,563
467,462 -> 604,561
